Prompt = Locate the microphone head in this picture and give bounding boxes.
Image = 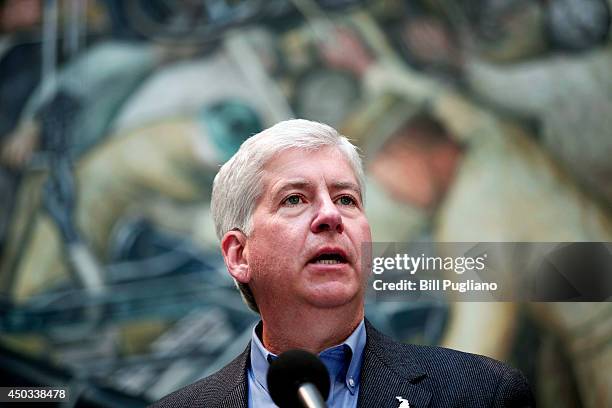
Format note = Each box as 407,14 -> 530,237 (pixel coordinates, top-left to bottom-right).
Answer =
267,349 -> 330,408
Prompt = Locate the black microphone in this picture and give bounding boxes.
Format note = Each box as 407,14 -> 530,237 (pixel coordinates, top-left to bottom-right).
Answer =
267,349 -> 330,408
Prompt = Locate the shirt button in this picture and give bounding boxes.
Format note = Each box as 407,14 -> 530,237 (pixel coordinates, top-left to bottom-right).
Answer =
348,378 -> 355,387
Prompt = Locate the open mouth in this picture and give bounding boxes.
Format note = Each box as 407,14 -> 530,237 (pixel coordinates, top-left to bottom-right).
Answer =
309,252 -> 348,265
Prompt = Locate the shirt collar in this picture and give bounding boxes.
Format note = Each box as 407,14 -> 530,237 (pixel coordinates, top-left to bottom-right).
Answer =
249,319 -> 366,393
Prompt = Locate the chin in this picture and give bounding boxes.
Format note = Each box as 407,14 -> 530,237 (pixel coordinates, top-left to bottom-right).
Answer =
303,282 -> 361,309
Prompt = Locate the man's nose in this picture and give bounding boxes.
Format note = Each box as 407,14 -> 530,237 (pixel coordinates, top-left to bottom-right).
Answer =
311,195 -> 344,234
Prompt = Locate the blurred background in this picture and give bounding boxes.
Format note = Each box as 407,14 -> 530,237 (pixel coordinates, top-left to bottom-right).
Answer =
0,0 -> 611,406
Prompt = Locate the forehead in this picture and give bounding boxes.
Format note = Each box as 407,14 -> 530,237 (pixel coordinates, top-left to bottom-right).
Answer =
260,146 -> 360,194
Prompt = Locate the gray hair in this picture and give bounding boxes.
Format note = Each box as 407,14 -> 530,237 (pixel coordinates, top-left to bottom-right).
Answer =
210,119 -> 365,313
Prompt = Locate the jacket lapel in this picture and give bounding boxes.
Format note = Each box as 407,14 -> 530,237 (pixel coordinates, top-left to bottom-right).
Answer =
357,321 -> 432,408
215,343 -> 250,408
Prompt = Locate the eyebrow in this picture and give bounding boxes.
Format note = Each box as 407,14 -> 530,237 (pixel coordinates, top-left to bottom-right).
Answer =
332,181 -> 362,196
270,180 -> 312,199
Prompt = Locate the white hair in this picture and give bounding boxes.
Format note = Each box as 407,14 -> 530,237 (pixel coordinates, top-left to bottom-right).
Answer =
210,119 -> 365,313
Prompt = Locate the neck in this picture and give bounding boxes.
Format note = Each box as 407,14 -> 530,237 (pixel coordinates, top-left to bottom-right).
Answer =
259,304 -> 364,355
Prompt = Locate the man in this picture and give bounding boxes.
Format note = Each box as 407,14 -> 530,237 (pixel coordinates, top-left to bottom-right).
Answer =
151,119 -> 533,407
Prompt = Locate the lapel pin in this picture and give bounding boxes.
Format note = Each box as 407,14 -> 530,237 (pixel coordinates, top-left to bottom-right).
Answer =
396,396 -> 410,408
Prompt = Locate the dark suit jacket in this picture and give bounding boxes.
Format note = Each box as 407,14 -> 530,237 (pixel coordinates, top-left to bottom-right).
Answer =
151,320 -> 534,407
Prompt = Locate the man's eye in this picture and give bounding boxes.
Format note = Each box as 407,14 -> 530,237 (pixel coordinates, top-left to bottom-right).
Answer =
337,195 -> 356,206
283,195 -> 303,206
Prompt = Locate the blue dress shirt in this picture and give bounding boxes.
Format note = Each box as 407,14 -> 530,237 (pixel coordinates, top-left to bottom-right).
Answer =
248,320 -> 367,408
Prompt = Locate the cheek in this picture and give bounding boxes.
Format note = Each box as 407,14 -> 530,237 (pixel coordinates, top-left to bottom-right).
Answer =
248,224 -> 302,268
353,217 -> 372,243
347,221 -> 372,266
247,240 -> 285,291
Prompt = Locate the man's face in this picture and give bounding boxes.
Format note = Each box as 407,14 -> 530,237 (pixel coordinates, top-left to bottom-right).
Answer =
245,146 -> 371,313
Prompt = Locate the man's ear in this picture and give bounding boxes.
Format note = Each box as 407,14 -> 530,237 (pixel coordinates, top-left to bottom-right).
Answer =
221,230 -> 250,283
